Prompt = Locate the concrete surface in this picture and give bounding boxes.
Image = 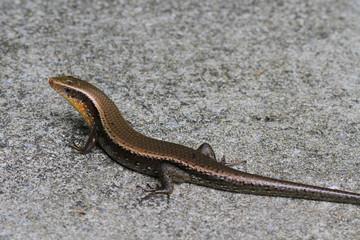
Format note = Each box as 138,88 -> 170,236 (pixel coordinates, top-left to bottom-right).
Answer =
1,0 -> 359,239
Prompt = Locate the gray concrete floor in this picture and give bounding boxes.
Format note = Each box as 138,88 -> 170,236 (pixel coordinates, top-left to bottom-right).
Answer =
1,0 -> 359,239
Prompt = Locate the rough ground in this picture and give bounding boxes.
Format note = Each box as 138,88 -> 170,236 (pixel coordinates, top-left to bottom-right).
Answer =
1,1 -> 359,239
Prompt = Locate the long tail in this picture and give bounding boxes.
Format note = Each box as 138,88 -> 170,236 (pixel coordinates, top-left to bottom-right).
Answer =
193,168 -> 360,205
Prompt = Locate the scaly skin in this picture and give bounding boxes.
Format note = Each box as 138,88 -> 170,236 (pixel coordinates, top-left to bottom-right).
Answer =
49,76 -> 360,204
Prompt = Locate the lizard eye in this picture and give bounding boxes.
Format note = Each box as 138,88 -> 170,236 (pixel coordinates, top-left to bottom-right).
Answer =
64,87 -> 72,93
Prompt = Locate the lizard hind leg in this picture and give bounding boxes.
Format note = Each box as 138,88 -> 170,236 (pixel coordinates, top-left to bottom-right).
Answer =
197,142 -> 218,160
197,142 -> 229,164
197,142 -> 239,166
138,163 -> 192,201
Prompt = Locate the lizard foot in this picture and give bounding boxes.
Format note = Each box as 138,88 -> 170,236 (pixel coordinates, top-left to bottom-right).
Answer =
137,184 -> 171,201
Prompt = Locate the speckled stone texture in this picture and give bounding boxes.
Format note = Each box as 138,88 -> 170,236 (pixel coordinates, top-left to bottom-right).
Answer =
1,0 -> 359,239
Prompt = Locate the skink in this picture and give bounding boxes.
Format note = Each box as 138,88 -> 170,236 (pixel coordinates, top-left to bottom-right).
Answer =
49,76 -> 360,205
